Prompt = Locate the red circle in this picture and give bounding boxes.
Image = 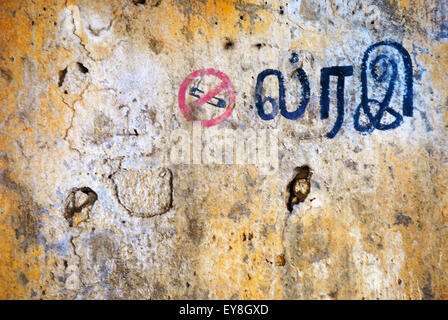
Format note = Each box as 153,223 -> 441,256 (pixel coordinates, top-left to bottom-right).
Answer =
178,69 -> 235,127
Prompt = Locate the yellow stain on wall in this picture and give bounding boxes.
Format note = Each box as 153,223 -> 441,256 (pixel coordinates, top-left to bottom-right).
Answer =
123,0 -> 275,51
192,166 -> 284,299
0,0 -> 76,299
0,0 -> 447,300
398,0 -> 412,10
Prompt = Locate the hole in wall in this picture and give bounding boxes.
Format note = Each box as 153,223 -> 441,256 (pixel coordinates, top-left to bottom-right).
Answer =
224,39 -> 234,50
77,62 -> 89,74
58,67 -> 67,87
286,165 -> 312,212
64,187 -> 98,227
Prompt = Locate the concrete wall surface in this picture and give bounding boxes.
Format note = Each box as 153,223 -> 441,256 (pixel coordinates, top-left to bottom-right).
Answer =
0,0 -> 447,299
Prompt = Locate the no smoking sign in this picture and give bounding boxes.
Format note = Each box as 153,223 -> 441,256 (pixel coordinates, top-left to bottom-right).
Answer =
178,69 -> 236,127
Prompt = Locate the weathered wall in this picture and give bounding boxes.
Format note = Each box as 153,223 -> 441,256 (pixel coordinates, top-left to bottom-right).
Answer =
0,0 -> 447,299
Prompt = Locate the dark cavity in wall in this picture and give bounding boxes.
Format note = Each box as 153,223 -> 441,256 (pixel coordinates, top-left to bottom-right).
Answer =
64,187 -> 97,227
286,165 -> 312,212
0,67 -> 13,84
77,62 -> 89,74
133,0 -> 162,7
58,67 -> 67,87
224,38 -> 234,50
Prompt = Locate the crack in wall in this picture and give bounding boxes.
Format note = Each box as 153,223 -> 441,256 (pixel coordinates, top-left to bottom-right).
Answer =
61,82 -> 91,157
67,4 -> 124,62
69,234 -> 86,292
67,5 -> 97,61
108,158 -> 133,216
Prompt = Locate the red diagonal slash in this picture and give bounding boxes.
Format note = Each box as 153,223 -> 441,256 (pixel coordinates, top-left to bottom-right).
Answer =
190,81 -> 226,108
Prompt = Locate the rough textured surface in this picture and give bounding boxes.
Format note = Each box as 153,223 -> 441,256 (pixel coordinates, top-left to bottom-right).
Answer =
0,0 -> 447,299
113,167 -> 172,217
